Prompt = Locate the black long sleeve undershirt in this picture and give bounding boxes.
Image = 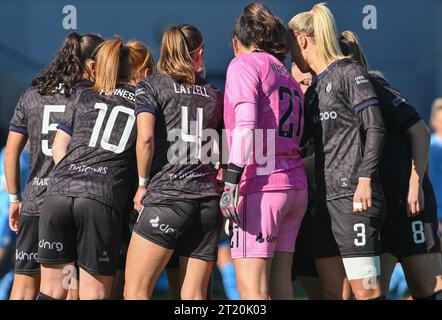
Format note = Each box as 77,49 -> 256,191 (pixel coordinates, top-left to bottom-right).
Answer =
358,105 -> 386,179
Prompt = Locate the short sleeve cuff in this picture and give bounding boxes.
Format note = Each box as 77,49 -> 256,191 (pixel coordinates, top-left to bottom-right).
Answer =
135,105 -> 157,117
400,114 -> 421,131
9,124 -> 27,135
354,98 -> 379,113
57,123 -> 73,136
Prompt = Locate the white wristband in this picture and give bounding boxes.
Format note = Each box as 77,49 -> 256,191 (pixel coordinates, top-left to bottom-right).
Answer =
139,177 -> 150,187
9,193 -> 22,203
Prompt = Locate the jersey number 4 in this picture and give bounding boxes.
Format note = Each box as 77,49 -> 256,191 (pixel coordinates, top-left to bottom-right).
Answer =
89,103 -> 135,154
278,86 -> 302,139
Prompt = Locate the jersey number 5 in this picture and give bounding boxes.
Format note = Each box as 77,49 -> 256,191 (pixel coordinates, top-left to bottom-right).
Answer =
42,105 -> 66,156
278,86 -> 302,139
89,103 -> 135,154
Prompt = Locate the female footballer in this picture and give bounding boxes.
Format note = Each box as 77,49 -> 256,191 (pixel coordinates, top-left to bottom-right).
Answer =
339,30 -> 442,300
124,24 -> 223,300
220,3 -> 308,300
4,32 -> 103,300
288,3 -> 386,300
36,38 -> 153,300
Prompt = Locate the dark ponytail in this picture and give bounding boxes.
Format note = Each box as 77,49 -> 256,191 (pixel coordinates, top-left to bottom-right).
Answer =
233,2 -> 288,61
32,32 -> 103,96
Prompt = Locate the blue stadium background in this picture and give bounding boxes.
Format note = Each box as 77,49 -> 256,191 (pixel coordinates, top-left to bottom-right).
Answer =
0,0 -> 441,298
1,0 -> 442,136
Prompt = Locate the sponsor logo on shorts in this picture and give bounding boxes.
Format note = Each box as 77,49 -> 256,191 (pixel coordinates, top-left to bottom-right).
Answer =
149,216 -> 177,236
39,239 -> 63,252
98,251 -> 110,263
16,249 -> 38,261
255,232 -> 278,244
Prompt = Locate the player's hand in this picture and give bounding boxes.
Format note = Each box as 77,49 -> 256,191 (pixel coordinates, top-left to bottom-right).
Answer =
9,202 -> 21,233
353,178 -> 372,213
133,186 -> 148,213
220,183 -> 241,224
407,178 -> 424,217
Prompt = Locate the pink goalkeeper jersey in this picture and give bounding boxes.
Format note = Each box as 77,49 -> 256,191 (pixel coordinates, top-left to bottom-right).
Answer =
224,52 -> 307,195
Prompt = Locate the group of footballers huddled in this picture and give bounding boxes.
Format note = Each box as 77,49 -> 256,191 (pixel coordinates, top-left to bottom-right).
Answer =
2,2 -> 442,300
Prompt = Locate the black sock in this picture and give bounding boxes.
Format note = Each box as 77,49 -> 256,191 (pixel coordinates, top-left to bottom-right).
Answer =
36,292 -> 57,300
413,289 -> 442,300
367,295 -> 386,300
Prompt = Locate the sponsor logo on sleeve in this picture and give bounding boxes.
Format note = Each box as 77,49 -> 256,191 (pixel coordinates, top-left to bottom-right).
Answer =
135,88 -> 145,96
354,75 -> 369,85
392,96 -> 406,107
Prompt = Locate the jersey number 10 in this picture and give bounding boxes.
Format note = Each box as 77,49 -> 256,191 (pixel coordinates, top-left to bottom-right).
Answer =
89,103 -> 135,154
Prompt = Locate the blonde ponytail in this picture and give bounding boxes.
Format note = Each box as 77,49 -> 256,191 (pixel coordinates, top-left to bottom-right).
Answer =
157,24 -> 203,86
288,3 -> 345,65
93,37 -> 154,95
93,37 -> 122,95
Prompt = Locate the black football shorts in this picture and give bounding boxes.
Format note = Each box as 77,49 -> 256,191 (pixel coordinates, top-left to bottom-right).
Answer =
292,203 -> 318,279
313,195 -> 385,259
15,213 -> 40,274
38,196 -> 122,276
382,191 -> 440,259
133,196 -> 221,261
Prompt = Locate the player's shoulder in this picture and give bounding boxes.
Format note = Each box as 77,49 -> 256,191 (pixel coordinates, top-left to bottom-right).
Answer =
369,71 -> 390,87
334,58 -> 366,76
71,80 -> 93,95
20,85 -> 41,104
139,72 -> 171,89
74,81 -> 95,98
369,72 -> 404,100
227,52 -> 265,72
195,75 -> 222,96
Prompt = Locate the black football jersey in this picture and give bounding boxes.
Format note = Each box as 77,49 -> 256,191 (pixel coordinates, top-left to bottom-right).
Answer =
304,59 -> 383,201
371,74 -> 435,204
135,72 -> 223,203
9,86 -> 69,215
46,83 -> 138,214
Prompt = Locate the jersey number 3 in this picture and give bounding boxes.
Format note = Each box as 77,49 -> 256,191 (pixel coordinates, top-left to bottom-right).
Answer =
278,86 -> 302,139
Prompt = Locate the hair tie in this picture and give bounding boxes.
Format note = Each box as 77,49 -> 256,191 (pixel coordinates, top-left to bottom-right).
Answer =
189,41 -> 204,55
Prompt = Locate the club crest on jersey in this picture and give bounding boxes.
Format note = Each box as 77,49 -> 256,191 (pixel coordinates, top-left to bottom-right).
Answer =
325,82 -> 333,93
